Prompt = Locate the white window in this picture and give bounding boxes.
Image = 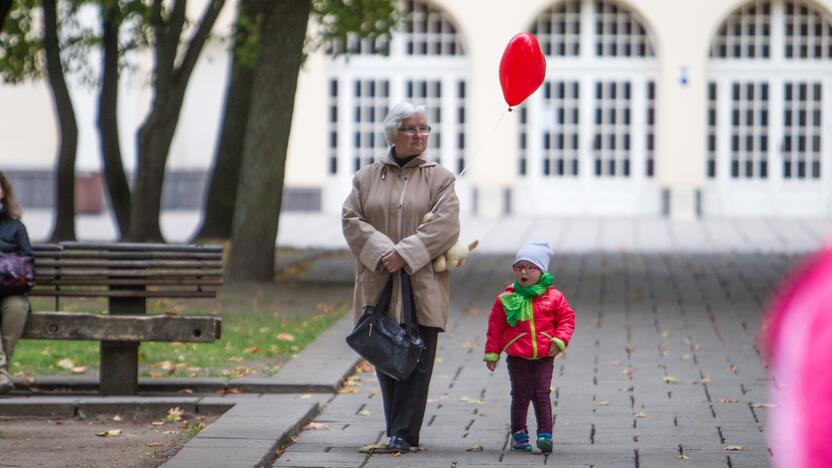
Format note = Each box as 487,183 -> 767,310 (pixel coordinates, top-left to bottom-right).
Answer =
326,0 -> 466,174
517,0 -> 659,216
705,0 -> 832,217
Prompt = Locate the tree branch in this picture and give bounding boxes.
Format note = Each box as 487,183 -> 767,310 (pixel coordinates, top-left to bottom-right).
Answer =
174,0 -> 225,89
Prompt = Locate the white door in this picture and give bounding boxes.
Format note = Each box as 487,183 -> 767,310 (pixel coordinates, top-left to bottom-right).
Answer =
704,0 -> 832,217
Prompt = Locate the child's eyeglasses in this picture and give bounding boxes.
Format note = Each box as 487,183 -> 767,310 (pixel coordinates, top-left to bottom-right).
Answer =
512,264 -> 538,273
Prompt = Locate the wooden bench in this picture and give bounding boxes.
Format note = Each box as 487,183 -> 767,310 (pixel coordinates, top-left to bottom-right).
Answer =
23,242 -> 223,395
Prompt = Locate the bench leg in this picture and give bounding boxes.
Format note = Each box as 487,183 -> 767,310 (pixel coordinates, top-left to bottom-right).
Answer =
100,341 -> 138,395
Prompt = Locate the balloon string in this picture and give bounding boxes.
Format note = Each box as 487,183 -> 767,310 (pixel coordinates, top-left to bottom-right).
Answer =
430,108 -> 510,214
458,109 -> 510,179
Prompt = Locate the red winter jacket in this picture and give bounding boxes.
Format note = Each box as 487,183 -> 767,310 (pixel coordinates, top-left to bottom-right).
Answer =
484,284 -> 575,361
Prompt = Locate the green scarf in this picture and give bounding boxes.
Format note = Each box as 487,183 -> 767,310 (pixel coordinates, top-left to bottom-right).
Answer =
500,273 -> 553,326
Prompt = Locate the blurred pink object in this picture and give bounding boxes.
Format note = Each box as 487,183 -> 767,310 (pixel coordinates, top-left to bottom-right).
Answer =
763,248 -> 832,468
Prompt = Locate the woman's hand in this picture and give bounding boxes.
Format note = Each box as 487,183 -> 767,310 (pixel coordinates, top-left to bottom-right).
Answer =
548,346 -> 561,358
381,250 -> 405,273
486,361 -> 497,372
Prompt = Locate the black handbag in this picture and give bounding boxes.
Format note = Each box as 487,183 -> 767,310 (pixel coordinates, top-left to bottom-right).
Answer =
346,271 -> 425,381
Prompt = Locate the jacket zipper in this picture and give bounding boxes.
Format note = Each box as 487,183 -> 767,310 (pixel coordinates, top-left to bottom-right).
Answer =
397,171 -> 410,239
529,299 -> 538,359
501,332 -> 527,354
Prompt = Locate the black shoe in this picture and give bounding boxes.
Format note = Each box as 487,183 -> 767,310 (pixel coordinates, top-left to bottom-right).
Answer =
387,436 -> 412,453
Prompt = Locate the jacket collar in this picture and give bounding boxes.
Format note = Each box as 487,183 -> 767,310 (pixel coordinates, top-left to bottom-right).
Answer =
383,147 -> 437,169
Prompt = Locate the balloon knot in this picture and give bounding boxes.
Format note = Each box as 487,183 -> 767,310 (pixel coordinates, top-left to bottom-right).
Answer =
508,107 -> 513,112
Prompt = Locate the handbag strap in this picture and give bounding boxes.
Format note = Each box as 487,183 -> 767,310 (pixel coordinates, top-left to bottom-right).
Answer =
372,274 -> 395,316
400,270 -> 419,336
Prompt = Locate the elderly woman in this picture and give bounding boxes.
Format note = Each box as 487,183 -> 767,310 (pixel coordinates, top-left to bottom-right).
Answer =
342,102 -> 460,452
0,171 -> 33,394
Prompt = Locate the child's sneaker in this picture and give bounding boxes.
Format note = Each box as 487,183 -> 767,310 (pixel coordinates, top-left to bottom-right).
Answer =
536,432 -> 553,453
510,429 -> 532,452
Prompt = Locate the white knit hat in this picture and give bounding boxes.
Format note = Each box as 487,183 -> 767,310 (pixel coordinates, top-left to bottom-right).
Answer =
513,240 -> 554,272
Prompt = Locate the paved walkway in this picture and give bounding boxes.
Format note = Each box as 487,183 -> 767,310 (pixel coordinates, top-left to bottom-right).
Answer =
23,209 -> 832,253
274,252 -> 793,468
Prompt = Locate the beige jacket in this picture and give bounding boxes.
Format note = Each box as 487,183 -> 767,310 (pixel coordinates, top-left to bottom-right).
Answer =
342,149 -> 460,330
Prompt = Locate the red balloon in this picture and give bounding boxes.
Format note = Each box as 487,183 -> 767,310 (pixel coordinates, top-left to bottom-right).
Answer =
499,33 -> 546,108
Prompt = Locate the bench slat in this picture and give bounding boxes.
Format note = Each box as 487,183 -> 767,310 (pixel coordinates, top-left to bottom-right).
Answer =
30,289 -> 218,298
23,312 -> 222,342
61,242 -> 223,253
33,278 -> 223,287
53,251 -> 222,260
35,259 -> 221,269
34,268 -> 223,277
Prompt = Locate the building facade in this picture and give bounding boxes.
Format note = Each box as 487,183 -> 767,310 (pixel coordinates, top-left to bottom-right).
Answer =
2,0 -> 832,218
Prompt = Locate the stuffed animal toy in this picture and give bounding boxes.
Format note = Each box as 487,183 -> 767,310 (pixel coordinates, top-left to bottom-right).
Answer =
421,212 -> 479,272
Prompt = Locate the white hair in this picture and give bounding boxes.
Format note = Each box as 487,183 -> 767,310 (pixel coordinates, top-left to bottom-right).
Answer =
383,102 -> 429,144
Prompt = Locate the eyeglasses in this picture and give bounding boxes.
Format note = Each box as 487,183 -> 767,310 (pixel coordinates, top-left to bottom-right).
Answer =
512,264 -> 538,273
398,125 -> 431,136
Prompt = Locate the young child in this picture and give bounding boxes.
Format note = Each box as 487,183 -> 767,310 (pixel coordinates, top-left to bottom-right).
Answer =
483,240 -> 575,453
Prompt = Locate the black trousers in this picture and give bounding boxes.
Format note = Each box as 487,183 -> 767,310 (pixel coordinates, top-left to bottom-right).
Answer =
376,324 -> 439,446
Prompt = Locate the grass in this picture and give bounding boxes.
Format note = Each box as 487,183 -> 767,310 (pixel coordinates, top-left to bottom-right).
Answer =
12,288 -> 346,379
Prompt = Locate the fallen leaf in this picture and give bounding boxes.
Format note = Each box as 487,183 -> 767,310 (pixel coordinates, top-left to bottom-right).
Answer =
728,364 -> 737,374
609,360 -> 623,366
663,376 -> 679,384
165,407 -> 184,423
96,429 -> 122,437
215,387 -> 242,396
369,390 -> 380,397
276,333 -> 296,342
661,331 -> 670,338
71,366 -> 87,374
304,422 -> 329,430
681,354 -> 692,361
243,347 -> 261,354
724,445 -> 743,451
56,358 -> 75,370
162,430 -> 178,435
145,442 -> 162,448
355,361 -> 373,373
178,389 -> 194,394
358,409 -> 372,416
633,411 -> 648,418
461,396 -> 483,404
300,394 -> 312,400
700,377 -> 713,384
676,455 -> 689,460
467,443 -> 484,452
112,415 -> 122,422
720,399 -> 739,403
463,307 -> 482,316
596,401 -> 610,406
338,385 -> 358,394
358,443 -> 387,453
750,403 -> 776,408
151,421 -> 165,426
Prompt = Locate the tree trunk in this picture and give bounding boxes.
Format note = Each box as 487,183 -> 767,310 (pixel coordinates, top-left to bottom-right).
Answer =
127,0 -> 225,242
0,0 -> 11,32
226,0 -> 311,283
191,0 -> 262,242
97,4 -> 131,239
130,107 -> 182,242
43,0 -> 77,242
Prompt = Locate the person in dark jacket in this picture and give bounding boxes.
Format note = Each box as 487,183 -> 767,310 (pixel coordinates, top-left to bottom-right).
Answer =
0,171 -> 32,394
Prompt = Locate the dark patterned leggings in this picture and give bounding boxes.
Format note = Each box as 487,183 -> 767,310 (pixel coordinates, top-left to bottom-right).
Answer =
507,355 -> 555,434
